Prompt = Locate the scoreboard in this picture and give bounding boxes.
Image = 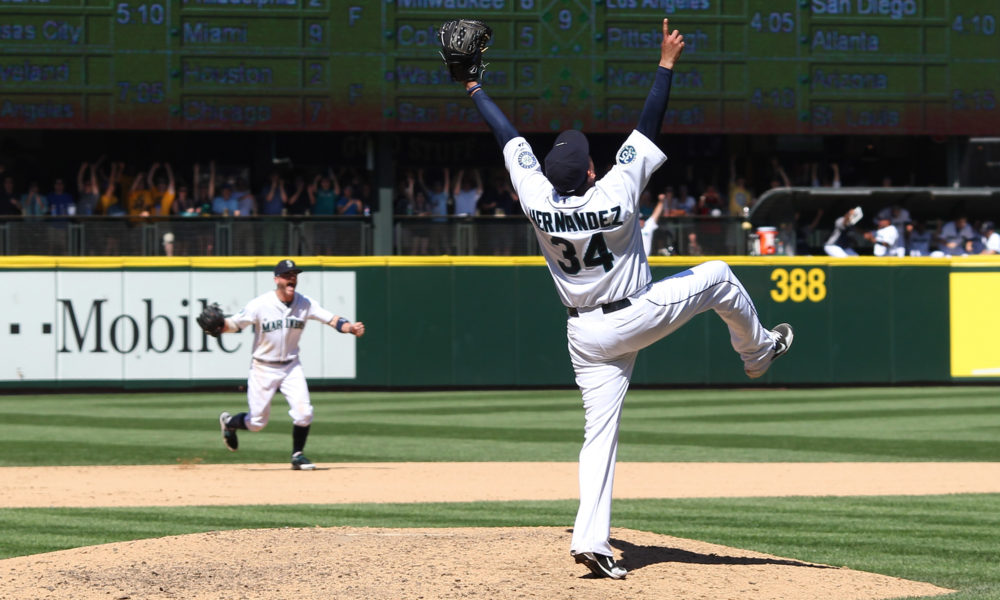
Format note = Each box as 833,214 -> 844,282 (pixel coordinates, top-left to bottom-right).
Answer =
0,0 -> 998,134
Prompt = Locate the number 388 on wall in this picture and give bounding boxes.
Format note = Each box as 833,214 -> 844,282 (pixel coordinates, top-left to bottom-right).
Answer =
770,268 -> 827,302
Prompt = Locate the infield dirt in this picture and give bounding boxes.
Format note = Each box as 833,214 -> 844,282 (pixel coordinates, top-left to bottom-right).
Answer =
2,461 -> 991,599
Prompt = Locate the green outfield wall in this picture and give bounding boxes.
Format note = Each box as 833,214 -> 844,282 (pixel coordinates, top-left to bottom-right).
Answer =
1,256 -> 997,388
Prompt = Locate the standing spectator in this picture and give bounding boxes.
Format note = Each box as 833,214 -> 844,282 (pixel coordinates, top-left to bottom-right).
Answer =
147,162 -> 176,216
127,169 -> 154,216
286,175 -> 309,215
768,157 -> 791,189
452,168 -> 483,216
48,178 -> 75,216
484,171 -> 517,217
259,171 -> 287,216
101,162 -> 127,216
308,171 -> 338,216
336,183 -> 365,215
192,163 -> 213,215
212,184 -> 238,216
209,162 -> 239,216
233,177 -> 255,216
76,160 -> 102,216
728,156 -> 752,216
810,162 -> 842,188
21,181 -> 47,217
937,215 -> 976,256
400,171 -> 431,255
979,221 -> 999,255
0,175 -> 20,215
420,167 -> 451,254
236,188 -> 256,217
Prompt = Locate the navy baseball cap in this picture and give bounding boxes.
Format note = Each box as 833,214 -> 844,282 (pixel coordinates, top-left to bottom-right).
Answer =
274,259 -> 302,276
544,129 -> 590,196
982,220 -> 995,233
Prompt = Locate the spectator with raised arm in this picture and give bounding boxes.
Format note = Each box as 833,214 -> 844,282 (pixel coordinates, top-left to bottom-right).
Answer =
452,168 -> 483,216
260,171 -> 288,216
286,175 -> 309,215
77,159 -> 102,216
769,157 -> 791,189
147,162 -> 176,216
209,161 -> 239,216
100,162 -> 126,216
308,170 -> 338,216
127,167 -> 154,216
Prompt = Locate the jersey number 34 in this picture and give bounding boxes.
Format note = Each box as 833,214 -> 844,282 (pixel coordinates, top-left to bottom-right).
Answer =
551,234 -> 614,275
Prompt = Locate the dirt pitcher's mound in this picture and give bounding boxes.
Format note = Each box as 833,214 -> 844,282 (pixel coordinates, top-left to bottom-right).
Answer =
0,527 -> 951,600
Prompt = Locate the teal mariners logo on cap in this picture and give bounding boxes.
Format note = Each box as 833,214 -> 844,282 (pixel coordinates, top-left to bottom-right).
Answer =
617,145 -> 636,164
517,151 -> 537,169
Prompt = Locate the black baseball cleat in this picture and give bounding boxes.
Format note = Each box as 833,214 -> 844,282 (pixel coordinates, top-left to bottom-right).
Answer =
745,323 -> 794,379
219,412 -> 238,451
291,452 -> 316,470
572,551 -> 627,579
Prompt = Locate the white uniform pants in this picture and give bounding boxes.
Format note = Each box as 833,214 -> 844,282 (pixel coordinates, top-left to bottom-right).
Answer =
566,260 -> 776,556
245,360 -> 314,431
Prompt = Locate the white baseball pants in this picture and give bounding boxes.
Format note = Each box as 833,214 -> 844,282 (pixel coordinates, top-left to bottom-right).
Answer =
244,360 -> 314,431
566,260 -> 776,556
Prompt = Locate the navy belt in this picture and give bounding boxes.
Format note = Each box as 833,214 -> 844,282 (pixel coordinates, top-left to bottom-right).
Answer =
567,298 -> 631,318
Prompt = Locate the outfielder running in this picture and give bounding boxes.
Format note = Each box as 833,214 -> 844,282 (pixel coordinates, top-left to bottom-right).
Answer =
199,259 -> 365,470
445,18 -> 793,578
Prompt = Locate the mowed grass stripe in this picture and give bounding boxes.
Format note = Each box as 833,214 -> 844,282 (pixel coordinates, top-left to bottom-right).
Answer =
0,495 -> 998,599
2,387 -> 1000,465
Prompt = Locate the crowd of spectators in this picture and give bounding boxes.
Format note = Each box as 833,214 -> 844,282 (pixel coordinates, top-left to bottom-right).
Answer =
1,152 -> 996,257
0,160 -> 374,220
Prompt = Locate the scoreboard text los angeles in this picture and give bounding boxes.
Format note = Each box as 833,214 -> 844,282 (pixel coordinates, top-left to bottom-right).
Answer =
0,0 -> 997,133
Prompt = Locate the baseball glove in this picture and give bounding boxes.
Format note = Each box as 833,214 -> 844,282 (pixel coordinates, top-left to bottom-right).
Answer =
196,302 -> 226,337
438,19 -> 493,83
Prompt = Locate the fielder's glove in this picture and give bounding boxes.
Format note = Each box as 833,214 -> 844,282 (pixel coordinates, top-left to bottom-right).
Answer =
438,19 -> 493,83
196,302 -> 226,337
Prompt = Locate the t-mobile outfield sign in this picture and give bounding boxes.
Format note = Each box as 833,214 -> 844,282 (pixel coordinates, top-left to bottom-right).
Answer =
1,270 -> 357,382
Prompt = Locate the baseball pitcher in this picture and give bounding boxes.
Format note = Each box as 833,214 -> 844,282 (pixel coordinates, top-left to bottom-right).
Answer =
442,18 -> 793,578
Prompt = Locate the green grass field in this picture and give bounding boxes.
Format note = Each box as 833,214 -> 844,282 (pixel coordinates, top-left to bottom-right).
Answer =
1,387 -> 999,599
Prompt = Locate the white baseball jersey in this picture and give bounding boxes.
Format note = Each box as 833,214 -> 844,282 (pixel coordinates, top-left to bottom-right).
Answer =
985,232 -> 1000,253
503,130 -> 667,308
230,291 -> 334,363
873,224 -> 904,257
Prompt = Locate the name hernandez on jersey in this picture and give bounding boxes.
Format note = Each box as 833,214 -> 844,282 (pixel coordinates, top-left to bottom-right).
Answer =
230,290 -> 334,363
503,130 -> 668,309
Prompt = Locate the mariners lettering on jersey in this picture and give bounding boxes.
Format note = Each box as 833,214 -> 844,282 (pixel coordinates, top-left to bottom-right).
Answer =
261,317 -> 305,332
528,207 -> 624,234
